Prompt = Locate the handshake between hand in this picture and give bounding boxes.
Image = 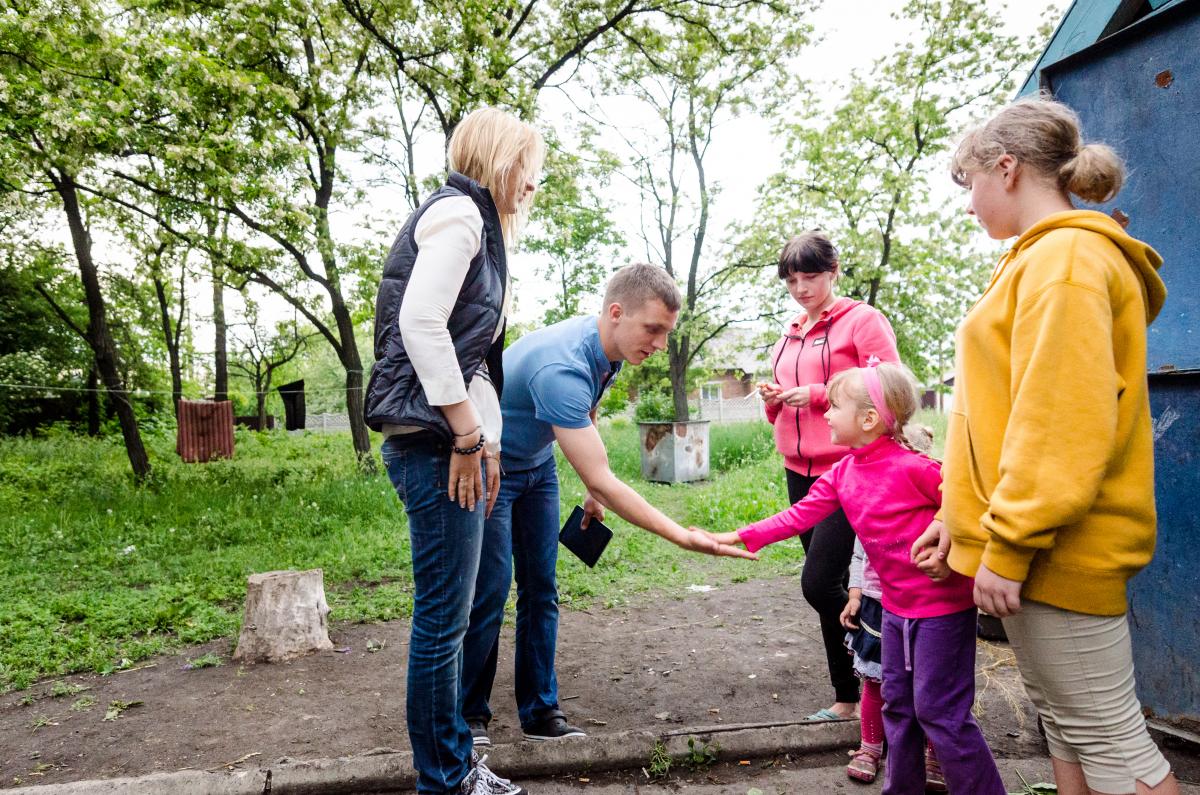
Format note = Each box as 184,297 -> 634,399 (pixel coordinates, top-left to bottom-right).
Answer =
678,528 -> 757,560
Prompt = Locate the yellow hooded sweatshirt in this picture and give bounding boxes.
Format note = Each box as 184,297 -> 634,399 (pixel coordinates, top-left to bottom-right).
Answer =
942,210 -> 1166,616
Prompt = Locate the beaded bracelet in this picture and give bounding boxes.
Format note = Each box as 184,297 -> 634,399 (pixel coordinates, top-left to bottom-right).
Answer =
452,432 -> 486,456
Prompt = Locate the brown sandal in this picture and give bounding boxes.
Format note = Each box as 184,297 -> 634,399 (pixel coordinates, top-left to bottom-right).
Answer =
925,747 -> 947,792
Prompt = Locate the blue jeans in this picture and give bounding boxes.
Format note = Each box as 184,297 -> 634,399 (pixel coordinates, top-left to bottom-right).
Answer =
461,456 -> 561,728
383,435 -> 486,794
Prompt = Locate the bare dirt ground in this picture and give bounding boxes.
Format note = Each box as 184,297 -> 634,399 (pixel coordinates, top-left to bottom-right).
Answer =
3,575 -> 1195,791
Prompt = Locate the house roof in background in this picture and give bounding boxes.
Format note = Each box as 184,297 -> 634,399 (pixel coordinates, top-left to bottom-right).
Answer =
701,327 -> 773,376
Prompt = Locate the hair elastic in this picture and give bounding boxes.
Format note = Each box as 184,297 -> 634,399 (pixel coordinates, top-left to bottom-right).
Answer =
860,359 -> 896,432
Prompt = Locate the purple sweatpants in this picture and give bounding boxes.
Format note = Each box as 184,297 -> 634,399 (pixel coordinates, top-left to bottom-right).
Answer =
881,607 -> 1006,795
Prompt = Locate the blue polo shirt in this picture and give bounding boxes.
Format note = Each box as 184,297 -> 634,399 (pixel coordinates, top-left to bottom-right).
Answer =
500,316 -> 621,472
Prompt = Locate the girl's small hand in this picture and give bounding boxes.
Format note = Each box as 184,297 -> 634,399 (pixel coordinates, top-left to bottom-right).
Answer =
911,520 -> 951,580
707,530 -> 743,546
779,386 -> 811,408
973,563 -> 1023,618
840,592 -> 862,630
915,549 -> 952,580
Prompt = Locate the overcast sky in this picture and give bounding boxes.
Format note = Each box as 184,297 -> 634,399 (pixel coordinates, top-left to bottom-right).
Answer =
503,0 -> 1070,324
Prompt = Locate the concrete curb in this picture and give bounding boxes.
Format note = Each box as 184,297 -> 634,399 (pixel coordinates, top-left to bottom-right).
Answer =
9,719 -> 858,794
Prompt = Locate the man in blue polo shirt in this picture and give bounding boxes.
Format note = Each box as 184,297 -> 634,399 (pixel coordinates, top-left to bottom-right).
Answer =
460,263 -> 752,745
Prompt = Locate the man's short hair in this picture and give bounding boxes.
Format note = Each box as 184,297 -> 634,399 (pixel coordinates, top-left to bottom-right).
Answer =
603,263 -> 681,313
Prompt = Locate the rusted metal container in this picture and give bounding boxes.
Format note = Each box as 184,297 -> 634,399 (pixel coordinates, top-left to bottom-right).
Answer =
176,399 -> 235,463
637,420 -> 710,483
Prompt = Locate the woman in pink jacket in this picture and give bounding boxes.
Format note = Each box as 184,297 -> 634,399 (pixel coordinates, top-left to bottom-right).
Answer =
760,231 -> 899,720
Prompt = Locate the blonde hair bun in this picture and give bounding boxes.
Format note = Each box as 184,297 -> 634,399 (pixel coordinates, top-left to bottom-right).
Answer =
1059,142 -> 1124,204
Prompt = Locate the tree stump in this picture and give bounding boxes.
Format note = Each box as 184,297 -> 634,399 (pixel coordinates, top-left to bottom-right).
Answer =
233,569 -> 334,663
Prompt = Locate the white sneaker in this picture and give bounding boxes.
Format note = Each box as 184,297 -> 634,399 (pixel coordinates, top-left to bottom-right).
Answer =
460,753 -> 526,795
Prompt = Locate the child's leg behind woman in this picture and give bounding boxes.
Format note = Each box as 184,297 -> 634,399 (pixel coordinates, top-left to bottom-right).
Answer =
880,608 -> 1006,795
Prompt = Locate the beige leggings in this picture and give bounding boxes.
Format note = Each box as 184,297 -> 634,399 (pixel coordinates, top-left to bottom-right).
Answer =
1002,601 -> 1172,794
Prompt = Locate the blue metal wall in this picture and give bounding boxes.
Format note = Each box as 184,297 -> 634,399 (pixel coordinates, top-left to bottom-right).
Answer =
1043,3 -> 1200,372
1135,373 -> 1200,723
1043,4 -> 1200,725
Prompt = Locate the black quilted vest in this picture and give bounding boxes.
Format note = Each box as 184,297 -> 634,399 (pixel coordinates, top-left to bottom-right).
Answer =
364,172 -> 506,438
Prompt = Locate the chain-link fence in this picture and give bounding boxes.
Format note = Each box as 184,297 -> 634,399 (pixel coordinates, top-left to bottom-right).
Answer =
303,412 -> 353,432
696,393 -> 767,423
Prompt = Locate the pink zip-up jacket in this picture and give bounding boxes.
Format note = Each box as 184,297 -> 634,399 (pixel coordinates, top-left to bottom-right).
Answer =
738,436 -> 975,619
765,298 -> 899,476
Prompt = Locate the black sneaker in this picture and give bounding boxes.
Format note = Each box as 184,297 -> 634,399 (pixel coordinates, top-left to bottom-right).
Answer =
468,718 -> 491,747
522,710 -> 586,742
461,752 -> 525,795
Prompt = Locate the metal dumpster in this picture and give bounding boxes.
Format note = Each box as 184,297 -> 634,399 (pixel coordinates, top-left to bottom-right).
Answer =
1033,0 -> 1200,730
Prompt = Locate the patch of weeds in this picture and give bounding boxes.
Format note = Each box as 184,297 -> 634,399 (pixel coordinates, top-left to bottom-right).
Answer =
683,737 -> 719,771
29,715 -> 58,731
70,695 -> 96,711
644,739 -> 672,781
103,699 -> 143,721
49,680 -> 89,698
183,653 -> 223,670
17,694 -> 34,707
1010,772 -> 1057,794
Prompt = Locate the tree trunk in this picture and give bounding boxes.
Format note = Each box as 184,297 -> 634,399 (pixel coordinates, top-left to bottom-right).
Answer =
256,366 -> 268,429
667,335 -> 690,422
344,361 -> 372,469
212,253 -> 228,401
320,216 -> 373,469
256,389 -> 267,430
152,272 -> 184,417
52,171 -> 151,481
86,362 -> 100,436
313,147 -> 374,470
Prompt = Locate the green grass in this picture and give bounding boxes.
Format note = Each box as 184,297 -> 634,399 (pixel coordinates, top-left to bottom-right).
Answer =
0,413 -> 944,691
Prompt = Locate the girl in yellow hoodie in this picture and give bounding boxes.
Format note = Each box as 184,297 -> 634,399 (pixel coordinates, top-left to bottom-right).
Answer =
913,96 -> 1178,795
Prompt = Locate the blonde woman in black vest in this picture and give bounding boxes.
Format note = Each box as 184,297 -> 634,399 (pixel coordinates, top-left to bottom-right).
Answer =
365,107 -> 544,795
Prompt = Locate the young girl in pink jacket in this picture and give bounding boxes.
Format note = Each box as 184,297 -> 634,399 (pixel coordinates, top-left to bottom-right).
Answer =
760,231 -> 900,722
716,363 -> 1005,795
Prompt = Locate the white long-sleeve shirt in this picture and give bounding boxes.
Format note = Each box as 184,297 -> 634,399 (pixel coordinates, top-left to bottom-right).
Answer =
384,196 -> 507,453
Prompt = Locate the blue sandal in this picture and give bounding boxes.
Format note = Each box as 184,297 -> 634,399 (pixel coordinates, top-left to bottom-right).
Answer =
804,708 -> 846,721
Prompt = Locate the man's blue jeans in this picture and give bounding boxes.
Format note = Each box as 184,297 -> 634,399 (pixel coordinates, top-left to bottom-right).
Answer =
383,435 -> 485,794
461,456 -> 562,728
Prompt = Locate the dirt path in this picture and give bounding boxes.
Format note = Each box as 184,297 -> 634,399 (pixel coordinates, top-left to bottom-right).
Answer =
1,575 -> 1189,790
